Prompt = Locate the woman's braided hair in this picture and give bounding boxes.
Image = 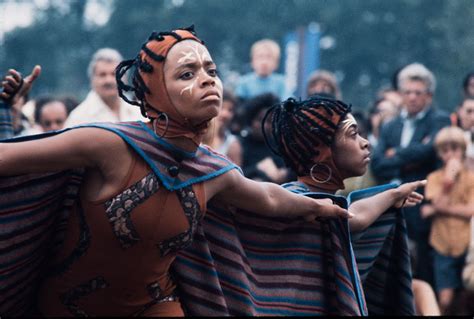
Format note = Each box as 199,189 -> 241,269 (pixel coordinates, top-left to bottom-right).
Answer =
115,25 -> 199,118
262,95 -> 351,175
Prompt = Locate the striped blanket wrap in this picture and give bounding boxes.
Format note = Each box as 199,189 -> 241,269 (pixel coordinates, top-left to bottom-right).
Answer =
0,120 -> 414,316
0,121 -> 238,316
172,183 -> 415,316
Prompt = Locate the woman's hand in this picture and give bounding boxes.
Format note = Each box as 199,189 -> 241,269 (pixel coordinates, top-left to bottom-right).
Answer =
1,65 -> 41,106
302,198 -> 353,222
394,180 -> 426,208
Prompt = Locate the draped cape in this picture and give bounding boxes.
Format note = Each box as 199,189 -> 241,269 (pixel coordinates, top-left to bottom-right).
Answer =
0,121 -> 238,316
172,182 -> 415,316
0,122 -> 414,316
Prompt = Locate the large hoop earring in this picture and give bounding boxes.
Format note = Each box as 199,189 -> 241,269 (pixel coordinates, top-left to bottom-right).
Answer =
310,163 -> 332,184
152,112 -> 169,138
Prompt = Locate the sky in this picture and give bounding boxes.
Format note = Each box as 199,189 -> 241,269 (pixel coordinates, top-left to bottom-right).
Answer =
0,0 -> 111,41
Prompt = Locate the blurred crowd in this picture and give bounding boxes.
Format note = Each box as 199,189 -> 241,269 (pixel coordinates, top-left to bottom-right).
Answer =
2,37 -> 474,316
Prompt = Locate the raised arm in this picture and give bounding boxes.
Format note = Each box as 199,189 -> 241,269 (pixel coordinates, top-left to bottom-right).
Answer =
349,180 -> 426,232
0,66 -> 41,139
205,169 -> 352,220
1,66 -> 41,104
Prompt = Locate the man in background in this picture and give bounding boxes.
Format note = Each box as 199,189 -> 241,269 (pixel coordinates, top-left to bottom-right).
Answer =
371,63 -> 451,285
65,48 -> 142,127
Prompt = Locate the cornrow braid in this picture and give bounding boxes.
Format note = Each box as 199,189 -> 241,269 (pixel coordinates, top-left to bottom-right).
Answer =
262,95 -> 351,175
116,56 -> 151,118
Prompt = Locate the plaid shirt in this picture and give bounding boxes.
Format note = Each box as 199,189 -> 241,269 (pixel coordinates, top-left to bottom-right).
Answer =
0,101 -> 14,139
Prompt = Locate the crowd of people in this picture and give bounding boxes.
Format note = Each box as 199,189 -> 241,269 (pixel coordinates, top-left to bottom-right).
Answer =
0,26 -> 473,316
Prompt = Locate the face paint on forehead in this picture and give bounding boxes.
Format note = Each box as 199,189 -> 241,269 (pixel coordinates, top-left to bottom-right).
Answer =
177,42 -> 212,65
177,51 -> 198,64
337,113 -> 357,140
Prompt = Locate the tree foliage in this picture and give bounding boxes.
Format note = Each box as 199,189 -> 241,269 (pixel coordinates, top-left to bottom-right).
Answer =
1,0 -> 473,110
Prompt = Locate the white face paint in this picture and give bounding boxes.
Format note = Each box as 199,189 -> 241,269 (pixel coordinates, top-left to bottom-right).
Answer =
164,40 -> 223,126
180,76 -> 199,96
178,43 -> 210,96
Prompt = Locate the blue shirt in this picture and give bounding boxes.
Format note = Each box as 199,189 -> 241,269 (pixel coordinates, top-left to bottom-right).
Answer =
235,72 -> 290,101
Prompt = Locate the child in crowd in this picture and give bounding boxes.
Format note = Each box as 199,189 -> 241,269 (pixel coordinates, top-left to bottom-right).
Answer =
421,126 -> 474,314
202,90 -> 242,166
235,39 -> 290,102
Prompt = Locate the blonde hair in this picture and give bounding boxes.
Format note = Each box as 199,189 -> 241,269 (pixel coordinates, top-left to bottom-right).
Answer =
250,39 -> 280,60
434,126 -> 467,153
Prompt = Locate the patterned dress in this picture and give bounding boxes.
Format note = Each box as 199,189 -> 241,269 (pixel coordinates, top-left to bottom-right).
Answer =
0,121 -> 238,316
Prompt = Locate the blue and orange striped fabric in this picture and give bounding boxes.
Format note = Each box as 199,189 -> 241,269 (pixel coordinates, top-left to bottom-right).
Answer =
0,121 -> 238,316
172,183 -> 415,316
0,101 -> 14,139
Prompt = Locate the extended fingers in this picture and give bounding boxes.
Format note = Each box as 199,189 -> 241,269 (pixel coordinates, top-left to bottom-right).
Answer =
401,192 -> 424,207
2,74 -> 21,91
409,179 -> 427,191
24,65 -> 41,84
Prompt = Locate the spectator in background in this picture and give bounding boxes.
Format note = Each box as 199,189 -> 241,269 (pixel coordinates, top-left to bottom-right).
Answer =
0,66 -> 41,138
64,48 -> 142,127
202,90 -> 242,166
61,95 -> 79,115
240,93 -> 291,183
420,126 -> 474,314
306,69 -> 341,99
367,98 -> 400,148
33,96 -> 69,133
235,39 -> 290,102
449,72 -> 474,127
457,98 -> 474,170
371,62 -> 451,285
377,86 -> 403,109
462,72 -> 474,99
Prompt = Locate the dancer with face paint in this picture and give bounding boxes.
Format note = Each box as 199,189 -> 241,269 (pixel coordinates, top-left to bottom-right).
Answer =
0,27 -> 349,317
172,96 -> 426,316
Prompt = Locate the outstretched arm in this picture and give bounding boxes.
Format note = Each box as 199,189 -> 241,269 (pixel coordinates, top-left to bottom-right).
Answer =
205,169 -> 352,220
0,127 -> 131,180
349,180 -> 426,232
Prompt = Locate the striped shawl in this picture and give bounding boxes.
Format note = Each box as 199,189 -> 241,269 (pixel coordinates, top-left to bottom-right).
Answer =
0,121 -> 237,316
172,182 -> 415,316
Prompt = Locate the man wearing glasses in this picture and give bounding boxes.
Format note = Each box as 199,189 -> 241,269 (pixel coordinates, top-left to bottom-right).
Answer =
371,63 -> 450,286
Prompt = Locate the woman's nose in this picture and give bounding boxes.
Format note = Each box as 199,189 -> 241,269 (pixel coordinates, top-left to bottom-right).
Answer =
201,72 -> 215,87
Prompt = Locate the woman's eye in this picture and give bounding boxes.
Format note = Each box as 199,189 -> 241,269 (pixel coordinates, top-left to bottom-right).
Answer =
180,71 -> 194,80
208,68 -> 218,77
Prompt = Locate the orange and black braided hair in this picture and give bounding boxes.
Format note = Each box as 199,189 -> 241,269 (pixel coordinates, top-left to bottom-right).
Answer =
262,95 -> 351,175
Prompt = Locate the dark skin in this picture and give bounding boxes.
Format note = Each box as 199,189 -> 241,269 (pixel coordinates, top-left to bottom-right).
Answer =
1,65 -> 41,103
1,55 -> 350,223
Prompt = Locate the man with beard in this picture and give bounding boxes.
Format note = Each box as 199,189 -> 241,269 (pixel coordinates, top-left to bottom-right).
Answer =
65,48 -> 142,127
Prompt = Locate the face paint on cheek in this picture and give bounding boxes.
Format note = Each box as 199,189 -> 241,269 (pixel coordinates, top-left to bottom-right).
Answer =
180,76 -> 199,96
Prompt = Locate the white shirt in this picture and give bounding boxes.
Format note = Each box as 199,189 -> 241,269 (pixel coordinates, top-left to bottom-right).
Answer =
399,107 -> 430,148
64,91 -> 143,127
